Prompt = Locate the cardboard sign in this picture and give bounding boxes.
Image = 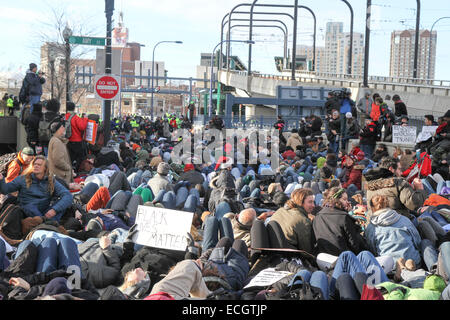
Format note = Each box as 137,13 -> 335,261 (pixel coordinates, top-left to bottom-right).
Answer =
421,125 -> 438,137
84,120 -> 98,145
244,268 -> 293,289
392,125 -> 417,145
132,205 -> 194,251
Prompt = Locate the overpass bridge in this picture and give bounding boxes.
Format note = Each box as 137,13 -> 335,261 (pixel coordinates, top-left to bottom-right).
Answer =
218,69 -> 450,117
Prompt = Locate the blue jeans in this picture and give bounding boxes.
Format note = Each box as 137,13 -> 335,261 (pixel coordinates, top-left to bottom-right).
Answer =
29,95 -> 41,113
16,238 -> 81,274
183,189 -> 200,213
330,251 -> 389,296
0,240 -> 9,271
215,202 -> 232,220
329,140 -> 339,154
440,241 -> 450,278
420,239 -> 439,272
361,144 -> 375,160
202,216 -> 234,251
289,269 -> 330,300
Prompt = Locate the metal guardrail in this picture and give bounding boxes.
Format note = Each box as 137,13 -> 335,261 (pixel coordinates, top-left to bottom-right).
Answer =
202,114 -> 426,133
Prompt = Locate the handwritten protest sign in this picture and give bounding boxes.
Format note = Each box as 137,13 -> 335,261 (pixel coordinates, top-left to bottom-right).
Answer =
132,205 -> 193,251
416,125 -> 438,143
244,268 -> 293,289
392,125 -> 416,145
84,120 -> 98,145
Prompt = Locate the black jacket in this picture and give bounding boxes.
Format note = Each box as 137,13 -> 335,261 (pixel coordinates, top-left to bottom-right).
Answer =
324,97 -> 341,115
25,109 -> 42,144
394,101 -> 408,118
310,117 -> 323,136
24,70 -> 45,96
360,121 -> 377,146
313,206 -> 368,256
327,118 -> 341,141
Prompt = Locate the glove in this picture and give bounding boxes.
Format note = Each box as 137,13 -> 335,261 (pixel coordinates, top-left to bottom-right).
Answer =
125,224 -> 139,243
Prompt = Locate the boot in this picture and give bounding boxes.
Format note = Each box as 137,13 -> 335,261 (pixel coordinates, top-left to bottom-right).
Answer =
405,259 -> 416,272
394,258 -> 406,282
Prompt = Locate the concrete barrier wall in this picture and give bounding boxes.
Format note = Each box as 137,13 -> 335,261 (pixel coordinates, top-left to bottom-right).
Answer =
220,72 -> 450,118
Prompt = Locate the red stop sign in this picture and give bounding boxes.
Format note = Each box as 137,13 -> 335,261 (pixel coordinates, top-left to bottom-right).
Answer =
95,76 -> 119,100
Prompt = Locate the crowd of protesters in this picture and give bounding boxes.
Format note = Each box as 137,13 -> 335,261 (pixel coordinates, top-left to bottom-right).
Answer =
0,63 -> 449,301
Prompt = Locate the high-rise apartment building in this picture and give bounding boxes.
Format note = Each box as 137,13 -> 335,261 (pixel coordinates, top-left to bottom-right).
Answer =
390,29 -> 437,79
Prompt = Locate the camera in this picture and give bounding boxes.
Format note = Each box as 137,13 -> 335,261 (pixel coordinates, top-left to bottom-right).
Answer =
329,89 -> 350,100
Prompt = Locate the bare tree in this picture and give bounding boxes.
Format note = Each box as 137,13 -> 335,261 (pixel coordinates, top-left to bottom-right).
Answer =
28,2 -> 102,107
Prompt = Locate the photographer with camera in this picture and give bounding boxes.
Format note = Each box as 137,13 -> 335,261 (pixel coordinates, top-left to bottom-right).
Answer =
324,92 -> 341,135
23,63 -> 46,114
339,90 -> 356,148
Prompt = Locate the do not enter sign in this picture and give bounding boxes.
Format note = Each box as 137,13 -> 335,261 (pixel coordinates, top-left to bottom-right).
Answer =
94,75 -> 121,101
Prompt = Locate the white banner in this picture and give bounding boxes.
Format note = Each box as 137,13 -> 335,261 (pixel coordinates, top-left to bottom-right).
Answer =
392,125 -> 417,145
243,268 -> 293,289
132,205 -> 193,251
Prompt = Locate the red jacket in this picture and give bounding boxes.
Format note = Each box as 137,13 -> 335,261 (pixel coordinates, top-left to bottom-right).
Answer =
402,151 -> 432,183
282,150 -> 296,160
342,165 -> 363,190
370,103 -> 381,122
65,112 -> 88,142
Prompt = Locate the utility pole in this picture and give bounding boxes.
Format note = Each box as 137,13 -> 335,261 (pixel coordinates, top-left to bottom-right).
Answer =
413,0 -> 421,79
104,0 -> 114,144
63,26 -> 72,104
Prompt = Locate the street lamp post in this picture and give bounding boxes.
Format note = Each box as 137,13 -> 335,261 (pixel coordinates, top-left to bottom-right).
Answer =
63,25 -> 72,104
230,24 -> 288,70
220,11 -> 295,70
225,3 -> 317,75
341,0 -> 354,75
151,41 -> 183,120
228,18 -> 289,67
427,17 -> 450,81
209,40 -> 255,118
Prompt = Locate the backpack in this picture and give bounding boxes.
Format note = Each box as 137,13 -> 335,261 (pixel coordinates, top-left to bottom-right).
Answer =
265,275 -> 324,301
18,77 -> 30,105
65,113 -> 76,139
0,153 -> 22,177
20,105 -> 31,126
38,115 -> 60,144
0,204 -> 25,245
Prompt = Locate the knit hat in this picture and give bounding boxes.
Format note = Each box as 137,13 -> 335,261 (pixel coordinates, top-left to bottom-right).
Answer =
132,144 -> 141,151
316,157 -> 326,169
157,162 -> 171,176
346,112 -> 353,119
423,274 -> 446,293
184,163 -> 195,172
43,277 -> 72,297
22,147 -> 35,156
151,147 -> 160,157
50,121 -> 65,134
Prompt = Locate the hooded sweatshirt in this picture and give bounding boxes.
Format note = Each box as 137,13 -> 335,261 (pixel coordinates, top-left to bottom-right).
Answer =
365,208 -> 422,265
